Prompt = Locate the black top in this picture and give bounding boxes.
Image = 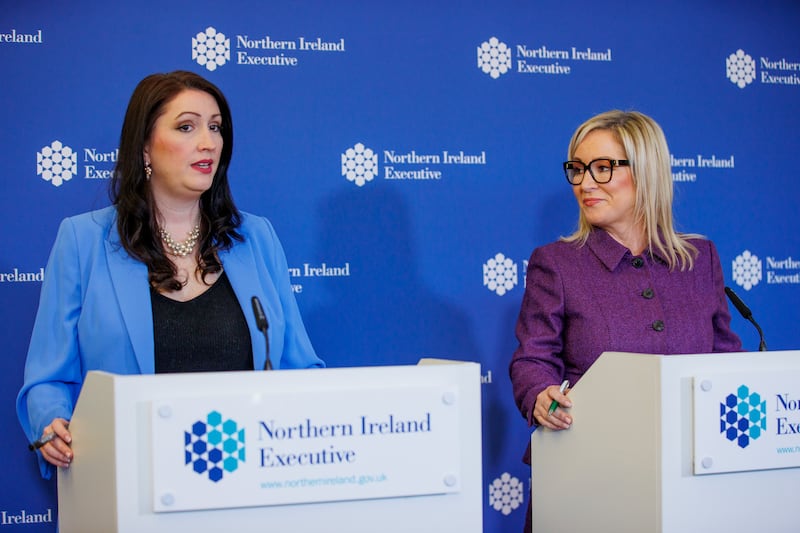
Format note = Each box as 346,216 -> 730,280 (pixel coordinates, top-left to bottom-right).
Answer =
151,271 -> 253,373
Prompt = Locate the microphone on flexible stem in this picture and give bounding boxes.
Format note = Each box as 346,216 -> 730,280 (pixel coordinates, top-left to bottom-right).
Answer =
251,296 -> 272,370
724,286 -> 767,352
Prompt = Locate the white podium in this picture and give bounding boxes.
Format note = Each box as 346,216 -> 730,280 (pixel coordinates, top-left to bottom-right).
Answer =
57,360 -> 482,533
530,350 -> 800,533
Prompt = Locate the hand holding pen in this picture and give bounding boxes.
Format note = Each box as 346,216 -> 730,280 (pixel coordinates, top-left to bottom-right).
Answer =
535,380 -> 572,430
29,417 -> 72,468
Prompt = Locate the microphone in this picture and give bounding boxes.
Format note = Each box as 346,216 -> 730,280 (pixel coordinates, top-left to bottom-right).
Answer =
724,286 -> 767,351
251,296 -> 272,370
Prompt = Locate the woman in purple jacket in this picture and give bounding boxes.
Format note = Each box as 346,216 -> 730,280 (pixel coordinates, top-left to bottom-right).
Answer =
509,110 -> 742,531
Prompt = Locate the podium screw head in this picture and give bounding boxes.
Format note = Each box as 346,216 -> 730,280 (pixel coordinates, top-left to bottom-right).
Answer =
443,475 -> 458,487
160,493 -> 175,506
442,391 -> 456,405
700,380 -> 713,392
701,457 -> 713,469
158,405 -> 173,418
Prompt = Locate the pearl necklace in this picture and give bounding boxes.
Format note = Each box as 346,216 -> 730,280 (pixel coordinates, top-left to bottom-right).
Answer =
159,225 -> 201,257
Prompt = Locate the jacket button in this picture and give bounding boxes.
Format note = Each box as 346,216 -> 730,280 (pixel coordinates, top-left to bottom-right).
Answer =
642,288 -> 654,299
652,320 -> 665,332
632,257 -> 644,268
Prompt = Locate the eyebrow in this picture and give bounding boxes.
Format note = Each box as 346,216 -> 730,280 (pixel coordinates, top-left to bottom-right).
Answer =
173,111 -> 222,120
571,156 -> 612,162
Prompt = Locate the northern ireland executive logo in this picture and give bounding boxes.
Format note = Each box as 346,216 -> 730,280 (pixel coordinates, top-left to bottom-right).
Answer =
341,143 -> 378,187
185,410 -> 245,482
726,49 -> 756,89
732,249 -> 800,288
726,48 -> 800,89
720,385 -> 767,449
732,250 -> 762,291
488,472 -> 524,516
37,141 -> 77,187
477,37 -> 512,79
191,26 -> 345,71
478,36 -> 613,79
35,141 -> 118,188
483,253 -> 518,296
192,27 -> 231,72
340,143 -> 487,187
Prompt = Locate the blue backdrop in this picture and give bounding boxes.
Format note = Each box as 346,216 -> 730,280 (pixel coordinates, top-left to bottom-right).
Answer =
2,1 -> 799,531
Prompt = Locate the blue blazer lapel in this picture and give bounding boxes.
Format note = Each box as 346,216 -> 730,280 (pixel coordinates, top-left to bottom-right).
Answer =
105,234 -> 155,374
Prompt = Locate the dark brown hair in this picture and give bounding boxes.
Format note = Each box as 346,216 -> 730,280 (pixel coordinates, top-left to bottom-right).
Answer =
110,71 -> 242,291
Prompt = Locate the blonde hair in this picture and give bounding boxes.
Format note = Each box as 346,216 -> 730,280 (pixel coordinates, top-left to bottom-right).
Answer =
562,110 -> 700,270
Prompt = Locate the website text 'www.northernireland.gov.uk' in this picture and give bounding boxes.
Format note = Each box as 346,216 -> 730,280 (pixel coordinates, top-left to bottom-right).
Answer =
261,473 -> 388,490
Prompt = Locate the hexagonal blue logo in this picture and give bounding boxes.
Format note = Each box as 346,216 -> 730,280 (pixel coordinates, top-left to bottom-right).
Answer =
184,411 -> 245,482
719,385 -> 767,449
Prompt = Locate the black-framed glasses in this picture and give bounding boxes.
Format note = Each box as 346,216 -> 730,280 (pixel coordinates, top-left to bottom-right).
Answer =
563,158 -> 630,185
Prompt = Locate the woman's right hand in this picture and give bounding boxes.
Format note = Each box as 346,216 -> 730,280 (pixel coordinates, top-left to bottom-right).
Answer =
38,417 -> 72,468
533,384 -> 573,430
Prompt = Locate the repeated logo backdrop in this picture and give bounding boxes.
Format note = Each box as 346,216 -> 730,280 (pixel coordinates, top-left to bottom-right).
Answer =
2,1 -> 799,531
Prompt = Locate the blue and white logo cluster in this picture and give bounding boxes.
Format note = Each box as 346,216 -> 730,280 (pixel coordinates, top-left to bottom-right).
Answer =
477,37 -> 511,79
488,472 -> 524,516
37,141 -> 77,187
341,143 -> 487,186
732,250 -> 762,291
726,48 -> 800,88
35,142 -> 118,187
192,27 -> 230,72
191,26 -> 345,72
185,411 -> 246,482
726,50 -> 756,89
477,36 -> 612,79
342,143 -> 378,187
720,385 -> 767,449
483,253 -> 518,296
732,249 -> 800,288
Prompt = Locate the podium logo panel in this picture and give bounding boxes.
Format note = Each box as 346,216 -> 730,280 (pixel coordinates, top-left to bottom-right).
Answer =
693,370 -> 800,475
184,410 -> 246,482
152,384 -> 463,512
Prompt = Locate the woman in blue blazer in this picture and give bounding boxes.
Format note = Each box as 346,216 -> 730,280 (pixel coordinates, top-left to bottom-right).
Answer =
18,71 -> 325,479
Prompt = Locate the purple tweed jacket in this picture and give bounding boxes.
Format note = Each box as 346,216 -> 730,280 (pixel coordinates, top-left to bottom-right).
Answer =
510,228 -> 742,456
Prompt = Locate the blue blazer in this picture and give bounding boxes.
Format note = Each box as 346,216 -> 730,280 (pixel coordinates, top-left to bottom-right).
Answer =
17,206 -> 324,478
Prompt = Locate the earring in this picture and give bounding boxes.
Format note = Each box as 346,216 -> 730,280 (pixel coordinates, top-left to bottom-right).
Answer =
145,163 -> 152,180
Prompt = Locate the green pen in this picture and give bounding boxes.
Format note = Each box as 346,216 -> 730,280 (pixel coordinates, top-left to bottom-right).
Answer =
547,380 -> 570,416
